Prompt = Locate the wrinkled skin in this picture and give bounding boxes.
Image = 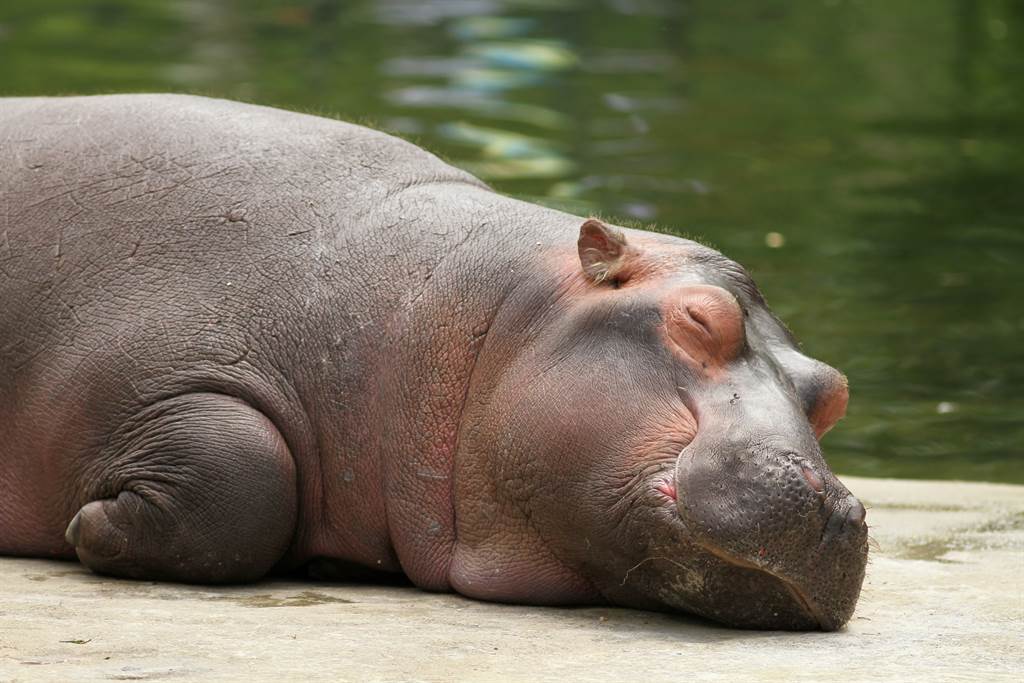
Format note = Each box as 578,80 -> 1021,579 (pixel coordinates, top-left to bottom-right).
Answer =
0,95 -> 867,630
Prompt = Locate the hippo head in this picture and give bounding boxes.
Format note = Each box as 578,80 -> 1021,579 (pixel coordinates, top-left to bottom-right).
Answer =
450,219 -> 868,631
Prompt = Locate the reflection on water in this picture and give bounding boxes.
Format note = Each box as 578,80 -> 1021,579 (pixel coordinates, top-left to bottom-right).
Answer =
0,0 -> 1021,482
381,3 -> 579,182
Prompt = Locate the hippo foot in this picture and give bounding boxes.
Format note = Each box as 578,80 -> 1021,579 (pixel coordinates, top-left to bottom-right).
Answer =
64,393 -> 298,583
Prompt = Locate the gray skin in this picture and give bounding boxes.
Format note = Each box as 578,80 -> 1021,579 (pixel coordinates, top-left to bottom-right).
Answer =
0,95 -> 867,630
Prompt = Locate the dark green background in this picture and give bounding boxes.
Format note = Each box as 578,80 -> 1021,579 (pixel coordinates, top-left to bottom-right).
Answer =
1,0 -> 1021,482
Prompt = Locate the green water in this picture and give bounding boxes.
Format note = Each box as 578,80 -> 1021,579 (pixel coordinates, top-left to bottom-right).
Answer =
1,1 -> 1021,483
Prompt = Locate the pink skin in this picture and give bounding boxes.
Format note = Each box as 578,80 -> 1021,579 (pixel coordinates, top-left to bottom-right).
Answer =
655,482 -> 678,501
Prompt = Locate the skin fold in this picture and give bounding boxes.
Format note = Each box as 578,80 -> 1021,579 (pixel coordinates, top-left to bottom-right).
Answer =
0,95 -> 867,630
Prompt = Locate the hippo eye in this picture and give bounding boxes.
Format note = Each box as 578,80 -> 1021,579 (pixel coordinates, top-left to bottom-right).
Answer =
686,305 -> 712,336
665,285 -> 745,367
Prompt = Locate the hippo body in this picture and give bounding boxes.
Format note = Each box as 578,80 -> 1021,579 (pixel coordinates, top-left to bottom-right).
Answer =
0,95 -> 867,630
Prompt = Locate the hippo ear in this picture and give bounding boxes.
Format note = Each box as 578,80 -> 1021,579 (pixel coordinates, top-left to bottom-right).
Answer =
578,219 -> 628,284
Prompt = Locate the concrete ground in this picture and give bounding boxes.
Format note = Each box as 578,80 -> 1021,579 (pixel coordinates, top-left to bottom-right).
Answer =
1,477 -> 1022,682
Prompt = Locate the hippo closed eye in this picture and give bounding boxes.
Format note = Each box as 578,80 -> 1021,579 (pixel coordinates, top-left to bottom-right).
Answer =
0,94 -> 866,631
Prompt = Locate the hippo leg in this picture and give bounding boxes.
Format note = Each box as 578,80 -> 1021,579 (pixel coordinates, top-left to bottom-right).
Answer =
65,393 -> 297,583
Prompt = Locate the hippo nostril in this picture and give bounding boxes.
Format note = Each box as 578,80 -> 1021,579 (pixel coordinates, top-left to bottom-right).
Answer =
822,506 -> 845,544
821,495 -> 867,546
846,496 -> 866,527
799,464 -> 825,494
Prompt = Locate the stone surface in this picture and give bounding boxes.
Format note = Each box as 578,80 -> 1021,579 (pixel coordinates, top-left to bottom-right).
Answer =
1,476 -> 1022,682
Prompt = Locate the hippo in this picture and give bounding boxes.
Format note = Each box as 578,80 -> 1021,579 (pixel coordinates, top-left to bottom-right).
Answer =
0,95 -> 867,630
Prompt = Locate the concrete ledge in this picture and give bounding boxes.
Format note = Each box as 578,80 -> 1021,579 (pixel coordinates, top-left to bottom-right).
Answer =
1,476 -> 1022,681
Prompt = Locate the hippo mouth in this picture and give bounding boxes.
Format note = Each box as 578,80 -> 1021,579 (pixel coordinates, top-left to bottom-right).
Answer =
688,534 -> 835,630
647,463 -> 866,631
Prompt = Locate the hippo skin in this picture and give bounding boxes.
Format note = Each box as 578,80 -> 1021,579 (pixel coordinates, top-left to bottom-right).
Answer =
0,95 -> 867,630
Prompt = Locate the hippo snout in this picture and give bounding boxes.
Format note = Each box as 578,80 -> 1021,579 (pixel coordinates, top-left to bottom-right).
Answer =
671,439 -> 869,630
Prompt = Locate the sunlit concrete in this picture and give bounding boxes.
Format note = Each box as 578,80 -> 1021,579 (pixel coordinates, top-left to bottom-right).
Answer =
1,476 -> 1021,681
